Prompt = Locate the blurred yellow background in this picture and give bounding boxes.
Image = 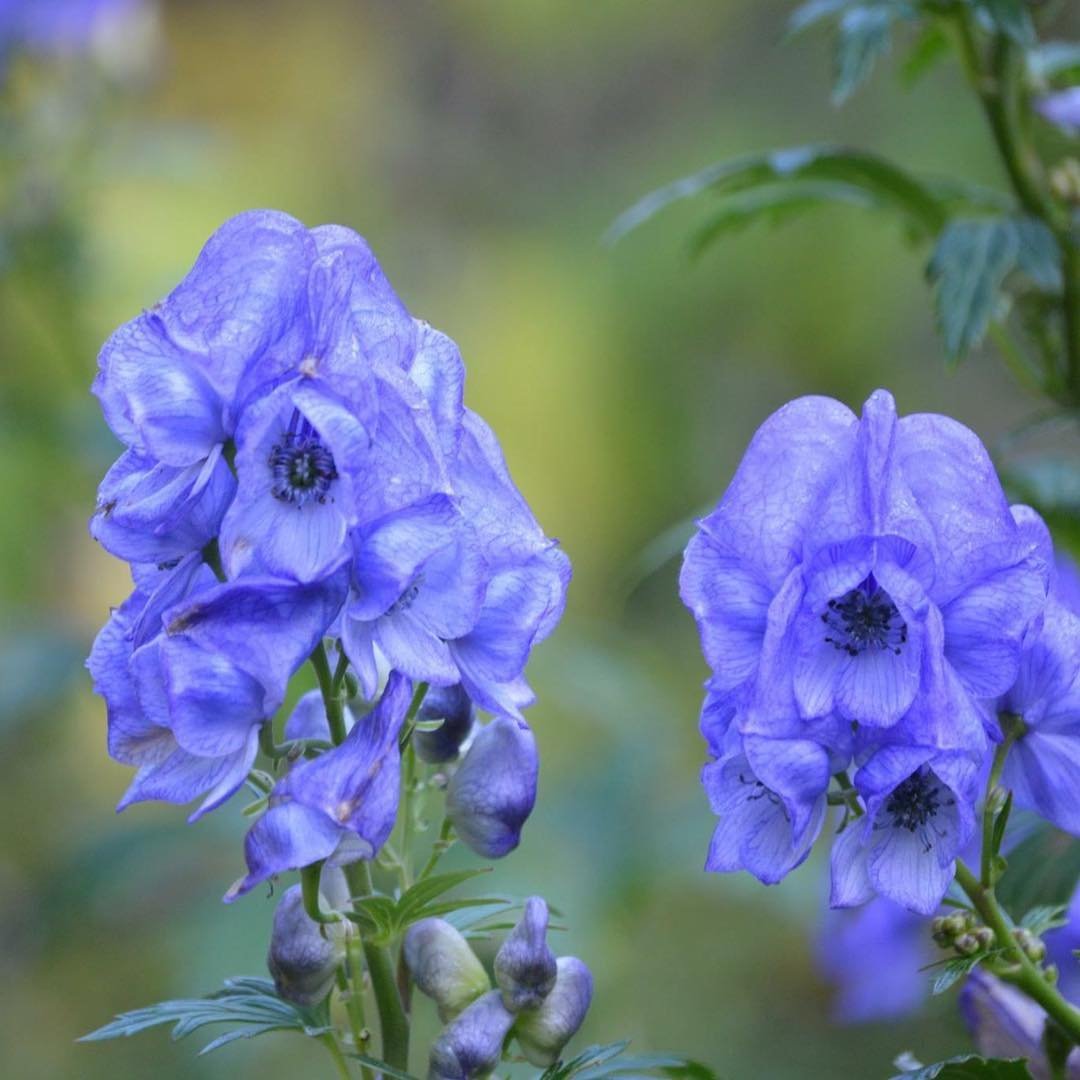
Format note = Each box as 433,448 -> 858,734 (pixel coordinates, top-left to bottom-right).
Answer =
3,1 -> 1078,1077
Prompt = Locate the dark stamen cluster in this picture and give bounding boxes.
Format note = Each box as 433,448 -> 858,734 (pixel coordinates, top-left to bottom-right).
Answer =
822,575 -> 907,656
269,411 -> 338,508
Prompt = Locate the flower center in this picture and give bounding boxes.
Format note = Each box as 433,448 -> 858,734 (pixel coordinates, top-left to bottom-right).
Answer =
821,575 -> 906,656
877,768 -> 956,853
388,578 -> 423,615
738,771 -> 786,816
269,411 -> 338,508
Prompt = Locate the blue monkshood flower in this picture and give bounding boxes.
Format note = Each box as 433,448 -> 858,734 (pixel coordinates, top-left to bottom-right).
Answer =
0,0 -> 149,64
998,536 -> 1080,837
961,969 -> 1080,1079
817,896 -> 931,1023
428,990 -> 516,1080
1037,87 -> 1080,134
87,566 -> 346,820
513,956 -> 593,1068
229,672 -> 412,899
494,896 -> 558,1012
700,736 -> 828,884
266,883 -> 345,1007
446,715 -> 538,858
683,390 -> 1047,883
404,918 -> 491,1022
90,445 -> 235,564
340,495 -> 485,697
414,683 -> 476,764
830,745 -> 978,915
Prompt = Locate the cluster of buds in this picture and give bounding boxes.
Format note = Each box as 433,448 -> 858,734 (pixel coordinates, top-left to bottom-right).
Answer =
931,912 -> 994,957
404,897 -> 593,1078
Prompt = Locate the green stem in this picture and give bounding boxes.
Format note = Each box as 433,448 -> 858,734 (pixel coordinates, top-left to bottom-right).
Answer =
345,860 -> 410,1071
418,819 -> 456,881
955,860 -> 1080,1045
340,936 -> 375,1080
320,1032 -> 353,1080
301,861 -> 342,925
400,742 -> 418,891
312,643 -> 349,746
1063,243 -> 1080,401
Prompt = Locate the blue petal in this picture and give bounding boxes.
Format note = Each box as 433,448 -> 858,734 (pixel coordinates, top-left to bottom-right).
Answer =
829,823 -> 875,908
494,896 -> 557,1012
447,716 -> 538,858
867,821 -> 954,916
408,322 -> 465,459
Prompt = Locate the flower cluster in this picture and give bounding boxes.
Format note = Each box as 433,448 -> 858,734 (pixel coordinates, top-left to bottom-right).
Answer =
87,210 -> 569,893
404,897 -> 593,1076
681,389 -> 1080,914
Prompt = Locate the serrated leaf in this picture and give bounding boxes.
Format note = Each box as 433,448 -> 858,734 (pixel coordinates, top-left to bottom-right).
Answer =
1013,218 -> 1063,292
1020,903 -> 1070,935
80,976 -> 331,1054
834,6 -> 896,104
927,218 -> 1021,358
891,1054 -> 1033,1079
542,1042 -> 721,1080
607,144 -> 945,244
690,181 -> 880,256
973,0 -> 1035,46
1028,42 -> 1080,85
930,953 -> 991,996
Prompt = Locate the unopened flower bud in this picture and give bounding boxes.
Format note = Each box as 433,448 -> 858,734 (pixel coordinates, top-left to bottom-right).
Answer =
428,990 -> 515,1080
494,897 -> 557,1012
416,685 -> 476,764
944,913 -> 970,937
972,927 -> 994,950
1045,963 -> 1059,985
447,716 -> 538,858
266,884 -> 344,1007
405,918 -> 490,1022
955,933 -> 980,956
513,956 -> 593,1068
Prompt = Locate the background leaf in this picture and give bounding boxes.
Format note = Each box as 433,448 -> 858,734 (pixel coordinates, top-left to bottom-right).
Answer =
891,1054 -> 1033,1079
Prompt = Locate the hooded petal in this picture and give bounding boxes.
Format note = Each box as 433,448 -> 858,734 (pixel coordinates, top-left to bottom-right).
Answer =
493,896 -> 557,1013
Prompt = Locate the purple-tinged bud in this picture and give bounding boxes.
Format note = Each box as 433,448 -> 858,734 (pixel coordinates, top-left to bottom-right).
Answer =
494,897 -> 557,1012
1037,88 -> 1080,134
415,684 -> 476,764
428,990 -> 515,1080
513,956 -> 593,1068
404,918 -> 490,1022
961,969 -> 1080,1078
266,884 -> 344,1007
446,716 -> 537,859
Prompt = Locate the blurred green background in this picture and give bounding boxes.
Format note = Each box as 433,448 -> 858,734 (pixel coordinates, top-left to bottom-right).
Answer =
3,1 -> 1079,1077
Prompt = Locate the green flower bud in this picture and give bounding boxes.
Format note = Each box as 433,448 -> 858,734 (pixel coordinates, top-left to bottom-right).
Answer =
405,918 -> 491,1022
513,956 -> 593,1068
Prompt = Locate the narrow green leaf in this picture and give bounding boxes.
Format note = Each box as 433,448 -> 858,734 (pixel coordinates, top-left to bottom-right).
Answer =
1020,903 -> 1070,935
973,0 -> 1035,46
833,6 -> 896,104
901,23 -> 951,86
788,0 -> 856,36
930,952 -> 991,996
395,867 -> 492,925
891,1053 -> 1033,1079
607,144 -> 945,244
927,218 -> 1020,358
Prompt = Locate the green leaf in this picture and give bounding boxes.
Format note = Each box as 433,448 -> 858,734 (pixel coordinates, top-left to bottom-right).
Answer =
1028,42 -> 1080,85
973,0 -> 1035,46
833,5 -> 897,104
891,1054 -> 1033,1079
788,0 -> 856,35
1013,218 -> 1063,292
900,23 -> 951,86
994,821 -> 1080,914
929,952 -> 993,996
689,181 -> 880,256
346,1052 -> 422,1080
927,218 -> 1020,358
607,144 -> 946,244
542,1043 -> 722,1080
1020,903 -> 1070,935
394,867 -> 493,926
80,976 -> 332,1055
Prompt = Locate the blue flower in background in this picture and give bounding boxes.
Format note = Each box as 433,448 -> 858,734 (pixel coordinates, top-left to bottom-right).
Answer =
683,389 -> 1048,900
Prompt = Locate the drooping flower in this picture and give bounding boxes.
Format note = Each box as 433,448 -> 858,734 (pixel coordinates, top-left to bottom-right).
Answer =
446,715 -> 538,858
999,541 -> 1080,837
414,683 -> 476,764
494,897 -> 558,1012
428,990 -> 516,1080
229,672 -> 412,899
266,883 -> 345,1007
513,956 -> 593,1068
683,390 -> 1048,893
404,918 -> 491,1022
